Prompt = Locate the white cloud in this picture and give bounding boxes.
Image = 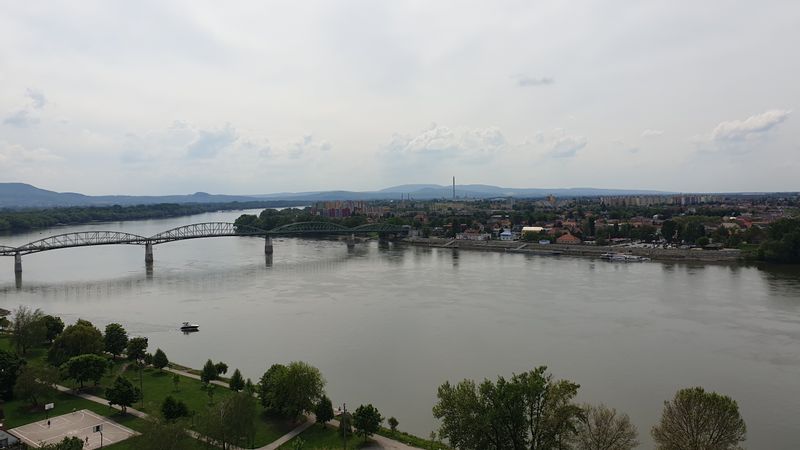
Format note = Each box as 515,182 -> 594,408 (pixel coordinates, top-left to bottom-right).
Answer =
515,76 -> 554,87
186,124 -> 238,159
549,135 -> 587,158
26,88 -> 47,109
0,141 -> 62,164
3,110 -> 39,128
384,123 -> 507,164
641,129 -> 664,138
709,110 -> 791,142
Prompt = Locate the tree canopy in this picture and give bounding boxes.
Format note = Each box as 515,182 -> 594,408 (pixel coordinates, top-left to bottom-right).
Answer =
14,364 -> 58,406
314,395 -> 334,426
104,323 -> 128,358
353,404 -> 383,442
651,387 -> 746,450
60,354 -> 108,388
575,404 -> 638,450
48,319 -> 104,366
0,349 -> 24,400
258,361 -> 326,420
106,376 -> 140,413
153,348 -> 169,371
433,366 -> 583,450
127,336 -> 149,361
11,305 -> 46,355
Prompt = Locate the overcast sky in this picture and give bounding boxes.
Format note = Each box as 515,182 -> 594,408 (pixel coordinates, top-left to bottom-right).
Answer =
1,1 -> 798,195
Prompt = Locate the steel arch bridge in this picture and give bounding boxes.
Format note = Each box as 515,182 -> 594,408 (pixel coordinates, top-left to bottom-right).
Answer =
1,221 -> 406,261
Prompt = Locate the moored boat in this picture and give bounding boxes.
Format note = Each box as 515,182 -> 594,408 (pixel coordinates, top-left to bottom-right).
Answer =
180,322 -> 199,332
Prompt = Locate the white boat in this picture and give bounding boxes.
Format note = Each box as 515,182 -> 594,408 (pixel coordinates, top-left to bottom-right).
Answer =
180,322 -> 199,332
602,253 -> 649,262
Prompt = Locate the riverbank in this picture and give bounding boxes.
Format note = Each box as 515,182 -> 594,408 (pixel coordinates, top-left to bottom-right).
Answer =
401,237 -> 743,263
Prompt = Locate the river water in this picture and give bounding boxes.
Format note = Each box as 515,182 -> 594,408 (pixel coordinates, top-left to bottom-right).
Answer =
1,210 -> 799,449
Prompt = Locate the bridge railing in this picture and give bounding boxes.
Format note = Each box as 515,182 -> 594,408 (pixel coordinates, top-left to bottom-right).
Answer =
1,221 -> 407,256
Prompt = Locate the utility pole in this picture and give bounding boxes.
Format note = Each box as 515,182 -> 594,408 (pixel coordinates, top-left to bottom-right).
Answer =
342,402 -> 348,450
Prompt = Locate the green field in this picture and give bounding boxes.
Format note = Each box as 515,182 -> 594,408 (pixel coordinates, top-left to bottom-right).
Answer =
1,334 -> 297,448
278,423 -> 374,449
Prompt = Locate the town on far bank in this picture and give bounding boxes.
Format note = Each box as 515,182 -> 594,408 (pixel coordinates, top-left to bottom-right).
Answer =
234,192 -> 800,263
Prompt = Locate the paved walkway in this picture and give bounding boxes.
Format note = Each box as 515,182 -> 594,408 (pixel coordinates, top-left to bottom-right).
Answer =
60,365 -> 423,450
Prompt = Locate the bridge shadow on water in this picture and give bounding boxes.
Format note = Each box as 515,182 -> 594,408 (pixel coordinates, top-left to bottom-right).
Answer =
1,243 -> 378,295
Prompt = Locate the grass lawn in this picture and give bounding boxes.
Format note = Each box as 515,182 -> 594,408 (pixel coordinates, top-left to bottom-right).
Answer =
1,335 -> 297,448
278,423 -> 376,450
375,427 -> 449,450
104,365 -> 297,447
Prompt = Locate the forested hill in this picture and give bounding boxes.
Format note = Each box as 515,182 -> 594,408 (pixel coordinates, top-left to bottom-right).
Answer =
0,202 -> 306,235
0,183 -> 263,208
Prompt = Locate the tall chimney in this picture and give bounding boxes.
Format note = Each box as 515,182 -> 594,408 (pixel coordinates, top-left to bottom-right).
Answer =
452,176 -> 456,199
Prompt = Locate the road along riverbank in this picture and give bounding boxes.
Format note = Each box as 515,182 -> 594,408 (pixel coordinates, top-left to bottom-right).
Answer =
401,237 -> 743,263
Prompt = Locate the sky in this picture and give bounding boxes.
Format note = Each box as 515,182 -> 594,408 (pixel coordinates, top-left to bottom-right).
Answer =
0,0 -> 798,195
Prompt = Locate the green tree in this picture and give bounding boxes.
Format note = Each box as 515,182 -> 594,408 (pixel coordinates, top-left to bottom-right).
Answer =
353,404 -> 383,442
162,395 -> 190,421
433,366 -> 582,450
11,305 -> 46,355
40,436 -> 83,450
173,373 -> 181,391
207,384 -> 216,404
198,392 -> 257,449
153,348 -> 169,371
388,416 -> 399,433
229,368 -> 245,391
106,376 -> 140,414
0,349 -> 24,400
759,218 -> 800,263
651,387 -> 746,450
126,336 -> 148,361
13,364 -> 58,406
575,404 -> 639,450
201,359 -> 218,384
136,419 -> 196,450
61,354 -> 108,388
40,315 -> 65,343
214,361 -> 229,375
48,319 -> 104,366
104,323 -> 128,358
257,361 -> 325,421
314,395 -> 334,427
660,220 -> 677,243
244,378 -> 256,396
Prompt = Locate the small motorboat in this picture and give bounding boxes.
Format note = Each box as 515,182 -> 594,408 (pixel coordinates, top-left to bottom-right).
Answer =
180,322 -> 199,332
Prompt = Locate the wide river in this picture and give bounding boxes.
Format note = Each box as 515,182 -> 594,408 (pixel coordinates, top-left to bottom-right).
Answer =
2,210 -> 799,449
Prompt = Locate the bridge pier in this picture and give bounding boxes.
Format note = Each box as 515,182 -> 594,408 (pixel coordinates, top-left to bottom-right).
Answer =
14,252 -> 22,274
346,233 -> 355,250
145,243 -> 154,265
265,236 -> 273,255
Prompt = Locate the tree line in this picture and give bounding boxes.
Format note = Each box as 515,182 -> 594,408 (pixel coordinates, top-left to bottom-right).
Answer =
433,366 -> 746,450
0,201 -> 305,234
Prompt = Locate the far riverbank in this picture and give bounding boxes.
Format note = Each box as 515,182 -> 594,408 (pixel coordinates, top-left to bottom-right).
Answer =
401,237 -> 743,263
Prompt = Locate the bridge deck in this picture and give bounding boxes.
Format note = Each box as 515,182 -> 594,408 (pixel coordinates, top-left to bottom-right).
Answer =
0,221 -> 405,256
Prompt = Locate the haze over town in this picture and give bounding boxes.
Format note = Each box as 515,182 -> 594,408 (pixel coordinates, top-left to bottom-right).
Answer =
1,1 -> 798,195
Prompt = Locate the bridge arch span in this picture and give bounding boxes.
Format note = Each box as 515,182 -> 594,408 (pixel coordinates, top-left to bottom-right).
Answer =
148,222 -> 269,244
14,231 -> 149,256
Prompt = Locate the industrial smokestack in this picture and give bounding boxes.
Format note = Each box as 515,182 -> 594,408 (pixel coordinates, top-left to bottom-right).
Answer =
452,176 -> 455,199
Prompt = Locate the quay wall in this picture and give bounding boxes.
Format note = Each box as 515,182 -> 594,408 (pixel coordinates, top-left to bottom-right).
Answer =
401,237 -> 743,263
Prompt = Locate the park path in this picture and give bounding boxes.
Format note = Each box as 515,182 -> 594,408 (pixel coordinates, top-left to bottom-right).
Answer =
164,366 -> 424,450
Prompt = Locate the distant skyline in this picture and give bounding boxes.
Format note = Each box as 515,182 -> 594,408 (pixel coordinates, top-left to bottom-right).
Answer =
1,1 -> 798,195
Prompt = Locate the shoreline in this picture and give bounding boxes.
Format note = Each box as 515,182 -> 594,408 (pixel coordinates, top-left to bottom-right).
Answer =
400,237 -> 744,263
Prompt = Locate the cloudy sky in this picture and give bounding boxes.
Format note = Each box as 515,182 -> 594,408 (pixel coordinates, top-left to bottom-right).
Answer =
1,1 -> 797,195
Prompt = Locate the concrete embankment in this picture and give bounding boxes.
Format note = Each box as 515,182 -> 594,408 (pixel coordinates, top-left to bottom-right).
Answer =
401,237 -> 743,263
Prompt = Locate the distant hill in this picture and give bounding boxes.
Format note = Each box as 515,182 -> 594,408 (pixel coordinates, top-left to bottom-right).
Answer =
0,183 -> 264,208
0,182 -> 675,209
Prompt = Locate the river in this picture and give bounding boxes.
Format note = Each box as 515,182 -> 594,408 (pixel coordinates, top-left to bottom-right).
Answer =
1,209 -> 799,449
